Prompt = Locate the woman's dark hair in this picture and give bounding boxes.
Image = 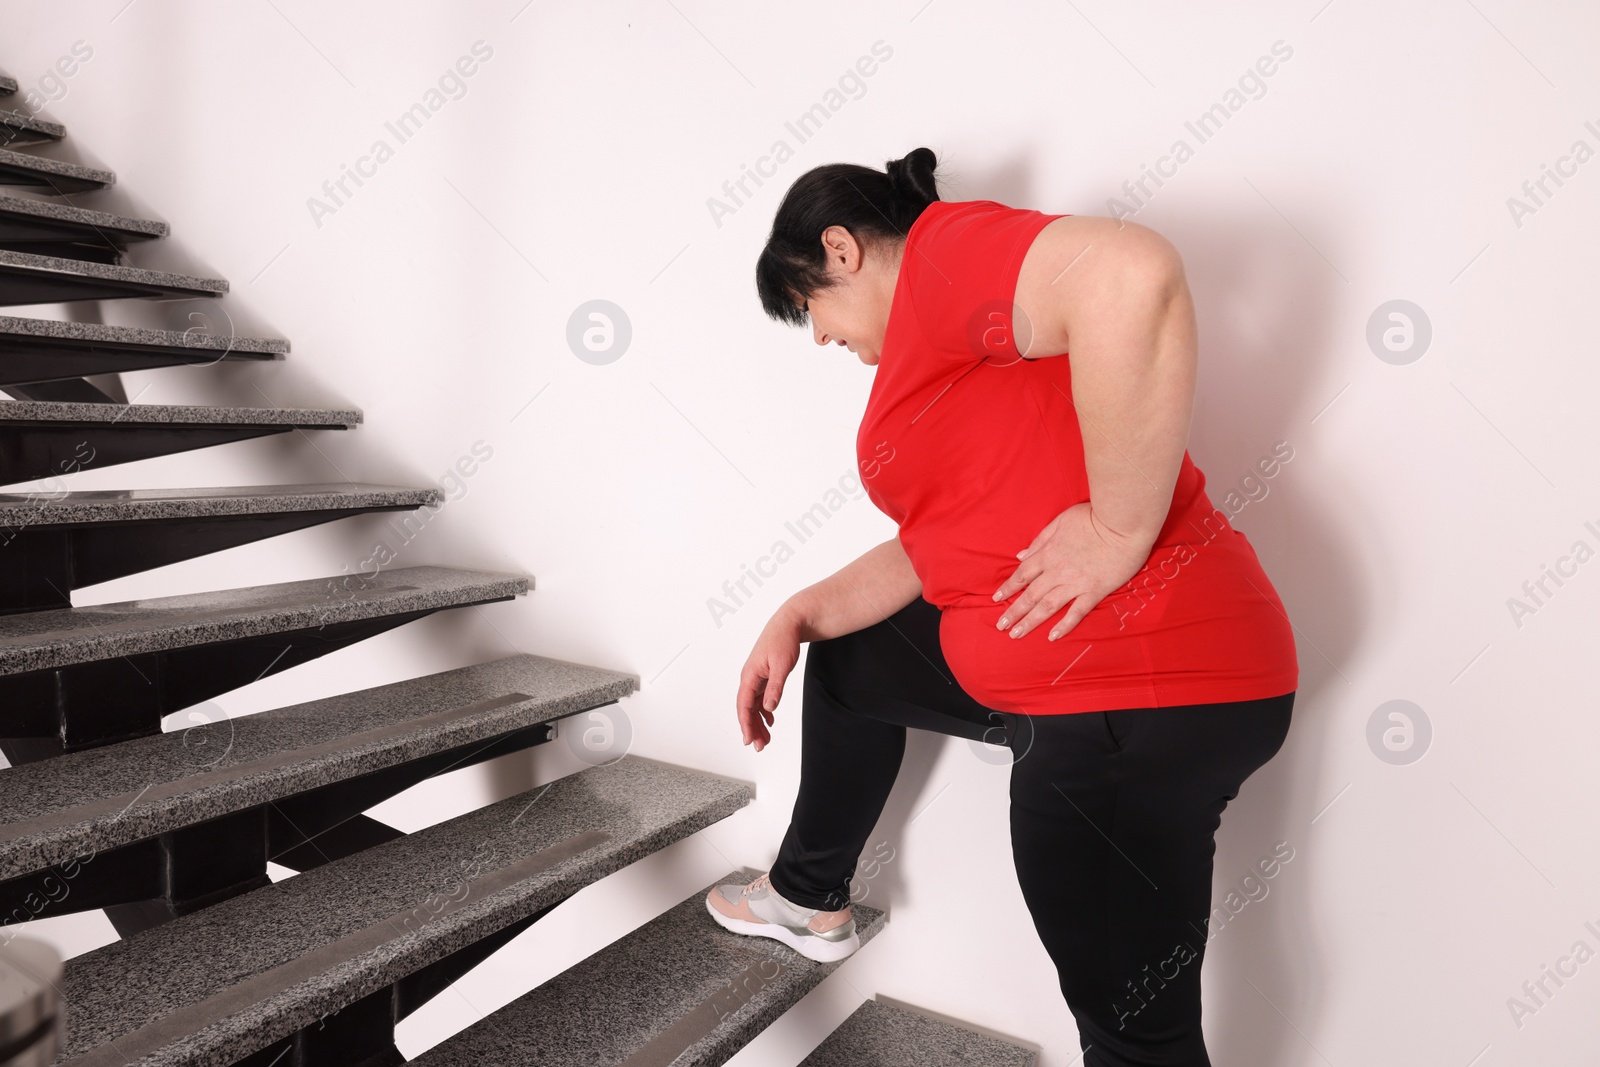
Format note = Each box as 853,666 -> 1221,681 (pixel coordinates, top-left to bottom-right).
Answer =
755,147 -> 941,327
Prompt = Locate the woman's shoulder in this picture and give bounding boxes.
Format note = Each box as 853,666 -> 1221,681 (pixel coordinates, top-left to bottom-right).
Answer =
908,199 -> 1066,259
901,201 -> 1068,345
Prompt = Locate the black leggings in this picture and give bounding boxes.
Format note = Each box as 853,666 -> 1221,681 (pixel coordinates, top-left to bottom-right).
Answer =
767,595 -> 1294,1067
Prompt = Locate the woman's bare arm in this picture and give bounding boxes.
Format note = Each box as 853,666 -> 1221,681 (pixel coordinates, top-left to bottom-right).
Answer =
779,534 -> 923,642
1013,215 -> 1197,554
737,536 -> 922,750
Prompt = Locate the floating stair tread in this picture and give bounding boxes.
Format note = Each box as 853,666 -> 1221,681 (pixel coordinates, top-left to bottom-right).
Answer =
0,482 -> 437,528
0,565 -> 526,677
0,192 -> 168,239
409,871 -> 888,1067
56,756 -> 754,1067
800,999 -> 1037,1066
0,653 -> 638,880
0,398 -> 360,426
0,314 -> 285,356
0,148 -> 115,191
0,108 -> 65,143
0,248 -> 226,300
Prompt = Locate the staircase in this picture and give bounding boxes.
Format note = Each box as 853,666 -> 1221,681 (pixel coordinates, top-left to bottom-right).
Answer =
0,66 -> 1037,1067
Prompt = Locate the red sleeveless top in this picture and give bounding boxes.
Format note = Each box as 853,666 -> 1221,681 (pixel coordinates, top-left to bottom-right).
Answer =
856,199 -> 1299,714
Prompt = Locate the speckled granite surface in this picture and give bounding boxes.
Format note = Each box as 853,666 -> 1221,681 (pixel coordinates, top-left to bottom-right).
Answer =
56,756 -> 754,1067
0,192 -> 166,237
0,399 -> 360,425
0,482 -> 437,527
0,76 -> 16,95
0,109 -> 64,143
410,871 -> 887,1067
0,565 -> 526,676
0,314 -> 286,354
799,999 -> 1037,1066
0,653 -> 637,879
0,248 -> 225,295
0,148 -> 114,189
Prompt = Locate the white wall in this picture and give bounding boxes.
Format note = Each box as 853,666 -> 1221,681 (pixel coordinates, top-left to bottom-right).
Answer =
6,1 -> 1600,1063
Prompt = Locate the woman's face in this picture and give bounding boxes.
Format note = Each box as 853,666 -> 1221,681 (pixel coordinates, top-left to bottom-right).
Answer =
800,225 -> 901,366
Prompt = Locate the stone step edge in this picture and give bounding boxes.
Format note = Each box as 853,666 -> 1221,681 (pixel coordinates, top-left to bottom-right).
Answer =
0,148 -> 116,189
55,757 -> 755,1067
0,399 -> 361,426
0,652 -> 639,880
409,870 -> 888,1067
0,314 -> 286,354
0,248 -> 226,294
0,193 -> 168,239
0,565 -> 527,677
799,998 -> 1039,1067
0,483 -> 440,528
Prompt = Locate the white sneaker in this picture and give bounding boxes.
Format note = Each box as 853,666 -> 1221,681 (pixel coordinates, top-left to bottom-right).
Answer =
704,871 -> 860,963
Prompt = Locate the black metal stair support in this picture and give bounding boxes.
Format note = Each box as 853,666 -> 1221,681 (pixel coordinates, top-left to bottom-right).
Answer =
0,400 -> 361,486
0,484 -> 442,612
0,316 -> 284,387
52,757 -> 754,1067
0,566 -> 527,762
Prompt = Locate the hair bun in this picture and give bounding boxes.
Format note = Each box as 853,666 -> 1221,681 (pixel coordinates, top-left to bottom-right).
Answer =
886,147 -> 940,208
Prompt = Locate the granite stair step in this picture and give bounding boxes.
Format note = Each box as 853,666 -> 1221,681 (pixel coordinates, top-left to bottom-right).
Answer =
0,75 -> 16,96
0,399 -> 361,485
0,565 -> 527,758
800,999 -> 1037,1066
0,147 -> 115,194
0,315 -> 285,386
408,870 -> 888,1067
53,756 -> 754,1067
0,108 -> 65,147
0,653 -> 637,933
0,483 -> 442,611
0,248 -> 225,304
0,193 -> 167,261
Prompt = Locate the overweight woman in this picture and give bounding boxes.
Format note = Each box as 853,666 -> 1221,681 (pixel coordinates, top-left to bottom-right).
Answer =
705,146 -> 1299,1067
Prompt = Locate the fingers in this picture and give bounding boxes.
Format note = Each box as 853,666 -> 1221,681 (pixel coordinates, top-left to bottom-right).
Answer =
736,670 -> 761,720
737,664 -> 782,750
1003,585 -> 1078,639
1046,597 -> 1098,640
996,575 -> 1051,632
992,554 -> 1044,603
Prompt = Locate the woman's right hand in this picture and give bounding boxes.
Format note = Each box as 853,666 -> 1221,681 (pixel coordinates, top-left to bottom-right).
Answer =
736,604 -> 805,752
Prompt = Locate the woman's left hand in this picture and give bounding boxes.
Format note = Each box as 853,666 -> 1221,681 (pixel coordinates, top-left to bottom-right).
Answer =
992,502 -> 1154,640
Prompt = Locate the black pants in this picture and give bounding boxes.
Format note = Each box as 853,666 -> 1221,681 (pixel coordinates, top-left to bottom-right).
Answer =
768,596 -> 1294,1067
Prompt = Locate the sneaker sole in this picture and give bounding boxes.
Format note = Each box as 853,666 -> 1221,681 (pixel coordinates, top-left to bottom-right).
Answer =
703,893 -> 862,963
